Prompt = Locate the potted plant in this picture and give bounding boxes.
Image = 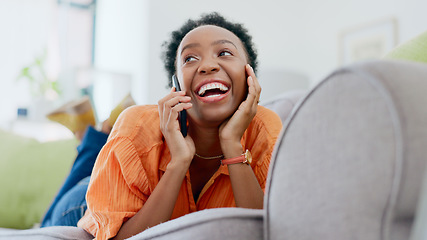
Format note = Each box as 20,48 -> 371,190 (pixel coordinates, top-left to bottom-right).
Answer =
16,49 -> 61,120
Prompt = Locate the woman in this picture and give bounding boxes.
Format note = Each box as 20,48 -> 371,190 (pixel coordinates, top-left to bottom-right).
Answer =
78,12 -> 282,240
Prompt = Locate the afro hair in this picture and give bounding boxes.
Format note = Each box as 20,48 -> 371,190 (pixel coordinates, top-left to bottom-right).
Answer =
162,12 -> 258,88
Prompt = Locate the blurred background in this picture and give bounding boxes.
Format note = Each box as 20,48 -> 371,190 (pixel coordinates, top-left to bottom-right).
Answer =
0,0 -> 426,140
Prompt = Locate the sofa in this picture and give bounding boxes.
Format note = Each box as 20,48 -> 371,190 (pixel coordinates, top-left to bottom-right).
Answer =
1,59 -> 427,239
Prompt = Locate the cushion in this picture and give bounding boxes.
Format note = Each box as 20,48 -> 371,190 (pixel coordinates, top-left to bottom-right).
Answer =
384,30 -> 427,63
0,130 -> 77,229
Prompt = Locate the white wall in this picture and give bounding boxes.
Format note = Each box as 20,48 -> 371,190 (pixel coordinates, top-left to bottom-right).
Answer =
145,0 -> 427,104
1,0 -> 427,123
94,0 -> 149,105
0,0 -> 55,122
0,0 -> 95,123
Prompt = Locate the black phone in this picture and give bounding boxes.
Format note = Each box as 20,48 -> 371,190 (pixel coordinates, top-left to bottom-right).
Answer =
172,75 -> 188,137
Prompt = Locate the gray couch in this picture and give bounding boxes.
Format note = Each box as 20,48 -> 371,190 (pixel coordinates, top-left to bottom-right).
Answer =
1,60 -> 426,240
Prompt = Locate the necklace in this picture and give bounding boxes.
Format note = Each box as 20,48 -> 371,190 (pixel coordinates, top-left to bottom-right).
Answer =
194,153 -> 224,160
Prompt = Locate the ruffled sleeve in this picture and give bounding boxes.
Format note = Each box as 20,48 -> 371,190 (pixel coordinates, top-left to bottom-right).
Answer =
78,106 -> 160,240
77,136 -> 150,240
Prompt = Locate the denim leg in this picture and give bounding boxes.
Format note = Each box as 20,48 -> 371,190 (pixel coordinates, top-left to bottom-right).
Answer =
43,176 -> 91,227
41,126 -> 108,227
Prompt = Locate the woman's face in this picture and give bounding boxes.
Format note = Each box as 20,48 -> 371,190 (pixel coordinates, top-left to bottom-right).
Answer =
176,25 -> 249,127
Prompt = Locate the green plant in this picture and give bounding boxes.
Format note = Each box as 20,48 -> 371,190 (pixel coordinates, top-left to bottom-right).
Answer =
16,49 -> 61,100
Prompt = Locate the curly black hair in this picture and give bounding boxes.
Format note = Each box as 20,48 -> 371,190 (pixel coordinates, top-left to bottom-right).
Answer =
162,12 -> 258,88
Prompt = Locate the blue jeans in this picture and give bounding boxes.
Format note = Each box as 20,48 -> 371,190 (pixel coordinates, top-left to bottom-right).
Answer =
43,176 -> 90,226
41,126 -> 108,227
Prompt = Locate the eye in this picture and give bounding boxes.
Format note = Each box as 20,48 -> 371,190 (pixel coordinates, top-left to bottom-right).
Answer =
219,50 -> 232,57
184,56 -> 197,63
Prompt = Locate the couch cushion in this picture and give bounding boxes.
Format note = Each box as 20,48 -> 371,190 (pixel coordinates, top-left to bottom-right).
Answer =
384,30 -> 427,63
0,130 -> 77,229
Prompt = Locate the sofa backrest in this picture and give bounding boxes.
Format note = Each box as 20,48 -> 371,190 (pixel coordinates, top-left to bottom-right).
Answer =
264,60 -> 427,240
261,90 -> 306,123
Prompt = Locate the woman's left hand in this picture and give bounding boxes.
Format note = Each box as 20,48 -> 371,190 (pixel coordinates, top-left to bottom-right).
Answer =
219,64 -> 261,155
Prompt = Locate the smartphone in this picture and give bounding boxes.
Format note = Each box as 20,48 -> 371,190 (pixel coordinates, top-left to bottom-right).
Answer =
172,75 -> 188,137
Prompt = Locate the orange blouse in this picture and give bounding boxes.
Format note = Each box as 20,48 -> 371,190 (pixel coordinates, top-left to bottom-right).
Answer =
77,105 -> 282,239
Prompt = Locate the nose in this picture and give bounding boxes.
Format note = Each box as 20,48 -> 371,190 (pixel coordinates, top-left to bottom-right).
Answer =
198,57 -> 219,74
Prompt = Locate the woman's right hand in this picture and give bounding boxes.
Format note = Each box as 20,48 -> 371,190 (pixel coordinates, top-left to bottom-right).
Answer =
114,89 -> 194,240
158,88 -> 195,168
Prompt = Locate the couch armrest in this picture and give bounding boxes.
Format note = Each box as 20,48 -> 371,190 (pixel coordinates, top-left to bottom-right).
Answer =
0,226 -> 92,240
128,208 -> 263,240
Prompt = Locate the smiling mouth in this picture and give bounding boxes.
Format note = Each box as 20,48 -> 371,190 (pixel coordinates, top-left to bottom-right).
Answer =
197,82 -> 229,98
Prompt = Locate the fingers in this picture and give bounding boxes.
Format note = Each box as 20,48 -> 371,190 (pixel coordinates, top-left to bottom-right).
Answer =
158,89 -> 190,114
158,88 -> 192,134
245,64 -> 261,108
158,87 -> 183,114
158,89 -> 195,165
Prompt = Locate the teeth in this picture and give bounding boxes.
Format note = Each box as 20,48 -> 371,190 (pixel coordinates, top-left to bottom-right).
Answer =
206,94 -> 221,98
198,82 -> 229,96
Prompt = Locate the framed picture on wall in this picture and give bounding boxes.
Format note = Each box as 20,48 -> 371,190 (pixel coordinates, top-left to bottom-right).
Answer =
339,17 -> 398,65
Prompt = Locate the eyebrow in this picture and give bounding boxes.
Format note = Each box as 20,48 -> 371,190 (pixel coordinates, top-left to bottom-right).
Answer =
180,43 -> 201,55
180,39 -> 238,55
211,39 -> 237,49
